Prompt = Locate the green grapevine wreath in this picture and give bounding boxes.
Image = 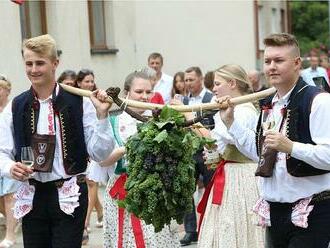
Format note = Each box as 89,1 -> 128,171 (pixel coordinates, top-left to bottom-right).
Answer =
120,106 -> 212,232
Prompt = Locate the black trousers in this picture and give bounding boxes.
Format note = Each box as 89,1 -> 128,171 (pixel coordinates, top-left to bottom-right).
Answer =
183,151 -> 214,233
268,198 -> 330,248
265,227 -> 275,248
22,180 -> 88,248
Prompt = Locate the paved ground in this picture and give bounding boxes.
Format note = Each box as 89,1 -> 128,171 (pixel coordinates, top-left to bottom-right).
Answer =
0,185 -> 198,247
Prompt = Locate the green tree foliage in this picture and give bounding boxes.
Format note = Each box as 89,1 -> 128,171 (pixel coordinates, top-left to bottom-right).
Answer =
290,1 -> 329,55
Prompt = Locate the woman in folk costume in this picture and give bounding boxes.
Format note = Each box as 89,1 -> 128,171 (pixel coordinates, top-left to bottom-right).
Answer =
100,71 -> 180,248
188,64 -> 264,247
0,77 -> 21,248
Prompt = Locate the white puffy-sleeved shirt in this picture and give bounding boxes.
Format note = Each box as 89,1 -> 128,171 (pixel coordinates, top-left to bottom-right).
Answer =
211,102 -> 258,156
228,87 -> 330,203
0,94 -> 115,183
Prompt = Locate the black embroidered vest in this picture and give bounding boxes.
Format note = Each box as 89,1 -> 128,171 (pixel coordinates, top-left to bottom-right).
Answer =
256,78 -> 330,177
12,85 -> 88,175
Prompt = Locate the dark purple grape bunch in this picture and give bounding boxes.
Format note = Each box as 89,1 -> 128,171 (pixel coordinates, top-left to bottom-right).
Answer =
143,154 -> 156,172
152,108 -> 162,120
161,156 -> 178,190
161,171 -> 172,190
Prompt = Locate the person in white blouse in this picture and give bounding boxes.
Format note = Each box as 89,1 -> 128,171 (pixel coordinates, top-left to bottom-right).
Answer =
73,69 -> 106,245
100,71 -> 180,248
179,64 -> 264,248
0,34 -> 115,248
0,77 -> 21,248
220,33 -> 330,248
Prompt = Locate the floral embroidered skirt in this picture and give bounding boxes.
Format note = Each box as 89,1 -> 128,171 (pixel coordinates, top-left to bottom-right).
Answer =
103,174 -> 180,248
198,162 -> 265,248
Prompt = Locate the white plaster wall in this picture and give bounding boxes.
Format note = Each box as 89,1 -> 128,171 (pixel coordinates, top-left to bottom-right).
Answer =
0,1 -> 27,97
134,0 -> 256,76
0,0 -> 138,97
1,0 -> 260,98
48,1 -> 138,90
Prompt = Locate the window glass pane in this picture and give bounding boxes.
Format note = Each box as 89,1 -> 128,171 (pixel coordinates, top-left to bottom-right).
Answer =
280,9 -> 285,32
91,1 -> 106,46
29,1 -> 43,37
19,5 -> 29,39
271,8 -> 278,33
258,6 -> 265,50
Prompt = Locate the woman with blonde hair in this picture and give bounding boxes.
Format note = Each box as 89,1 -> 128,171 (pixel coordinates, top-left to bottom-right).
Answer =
0,75 -> 21,248
0,76 -> 11,112
182,64 -> 264,247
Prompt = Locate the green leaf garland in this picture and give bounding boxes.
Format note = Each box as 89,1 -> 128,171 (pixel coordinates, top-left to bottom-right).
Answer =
121,106 -> 213,232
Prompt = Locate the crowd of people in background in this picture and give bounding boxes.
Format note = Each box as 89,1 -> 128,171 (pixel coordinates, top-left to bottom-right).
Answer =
0,32 -> 330,248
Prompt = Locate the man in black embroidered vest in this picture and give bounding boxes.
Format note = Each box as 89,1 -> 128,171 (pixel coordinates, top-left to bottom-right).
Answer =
220,33 -> 330,247
179,66 -> 215,246
0,34 -> 115,248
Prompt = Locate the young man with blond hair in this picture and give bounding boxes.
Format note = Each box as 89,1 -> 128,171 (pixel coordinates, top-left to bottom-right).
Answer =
221,33 -> 330,247
0,34 -> 115,247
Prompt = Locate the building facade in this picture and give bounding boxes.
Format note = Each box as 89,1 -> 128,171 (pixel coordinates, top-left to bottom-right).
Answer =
0,0 -> 288,96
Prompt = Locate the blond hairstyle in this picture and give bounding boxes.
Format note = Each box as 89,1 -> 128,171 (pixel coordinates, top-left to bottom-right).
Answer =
263,33 -> 300,57
0,75 -> 11,92
215,64 -> 253,95
22,34 -> 58,61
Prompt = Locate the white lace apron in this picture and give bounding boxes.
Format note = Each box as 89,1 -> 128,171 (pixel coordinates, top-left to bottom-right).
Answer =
13,176 -> 81,219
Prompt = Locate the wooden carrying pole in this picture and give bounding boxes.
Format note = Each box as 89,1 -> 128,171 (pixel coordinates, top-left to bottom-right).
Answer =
59,83 -> 276,112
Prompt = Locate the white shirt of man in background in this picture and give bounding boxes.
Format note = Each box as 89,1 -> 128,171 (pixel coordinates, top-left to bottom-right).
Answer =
301,56 -> 329,86
148,53 -> 173,104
